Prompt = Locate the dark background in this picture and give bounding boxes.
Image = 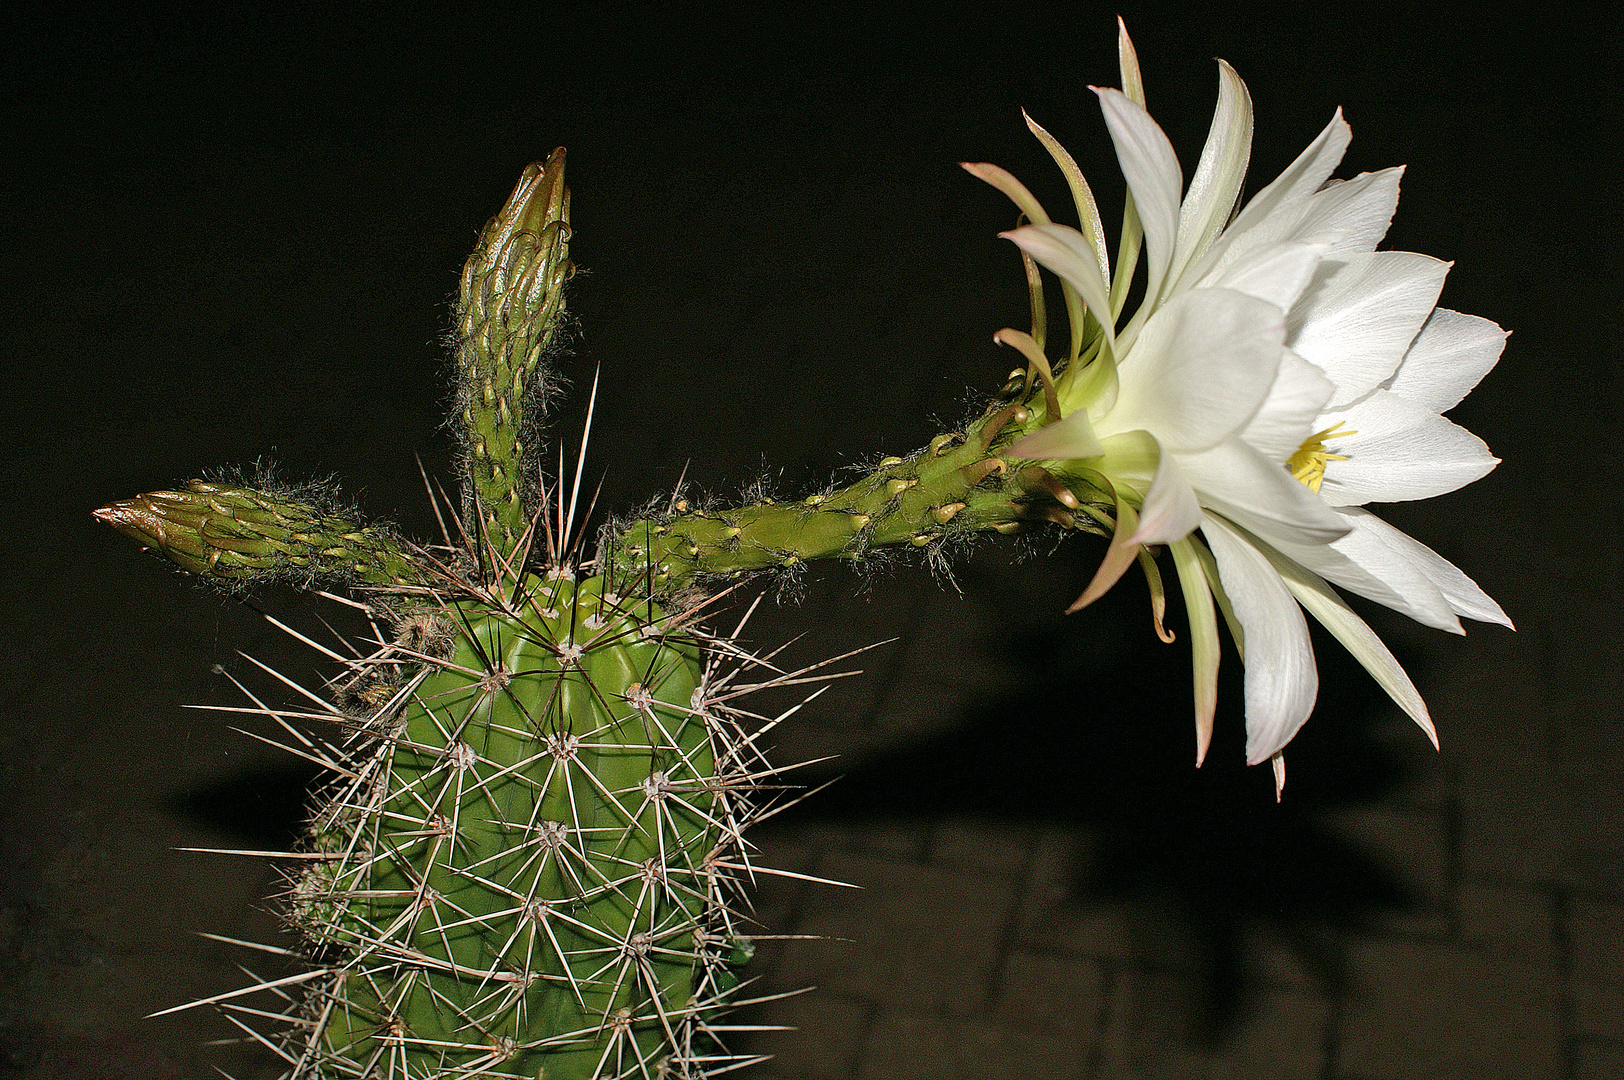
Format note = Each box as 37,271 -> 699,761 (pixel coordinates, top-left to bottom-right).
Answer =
2,2 -> 1616,1078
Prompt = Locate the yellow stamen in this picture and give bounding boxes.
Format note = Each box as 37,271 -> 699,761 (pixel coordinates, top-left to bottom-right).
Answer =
1287,422 -> 1356,492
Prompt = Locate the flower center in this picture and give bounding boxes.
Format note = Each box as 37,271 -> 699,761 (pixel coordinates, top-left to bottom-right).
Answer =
1287,423 -> 1356,492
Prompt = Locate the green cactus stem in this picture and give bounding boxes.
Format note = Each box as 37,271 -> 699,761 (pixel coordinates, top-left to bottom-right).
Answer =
279,570 -> 757,1078
94,480 -> 431,589
602,396 -> 1117,597
455,147 -> 573,566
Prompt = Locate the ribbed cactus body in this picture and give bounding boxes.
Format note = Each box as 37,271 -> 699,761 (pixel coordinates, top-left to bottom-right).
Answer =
288,571 -> 743,1078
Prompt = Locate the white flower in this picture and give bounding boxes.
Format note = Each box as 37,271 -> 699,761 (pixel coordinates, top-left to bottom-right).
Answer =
969,21 -> 1509,792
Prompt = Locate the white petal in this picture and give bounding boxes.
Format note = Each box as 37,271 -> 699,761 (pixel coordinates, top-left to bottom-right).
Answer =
1181,438 -> 1351,545
1264,550 -> 1437,747
1268,509 -> 1461,633
1201,514 -> 1319,764
1096,87 -> 1182,301
1207,240 -> 1330,312
1227,110 -> 1351,239
1007,407 -> 1104,461
1318,390 -> 1499,505
1330,508 -> 1512,629
1002,223 -> 1116,352
1167,60 -> 1253,294
1211,167 -> 1405,282
1239,350 -> 1335,463
1289,251 -> 1451,407
1131,441 -> 1203,545
1185,111 -> 1351,282
1101,288 -> 1285,452
1385,307 -> 1508,414
1286,167 -> 1404,257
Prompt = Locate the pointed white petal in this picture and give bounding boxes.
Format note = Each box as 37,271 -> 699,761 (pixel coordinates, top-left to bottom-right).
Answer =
1239,350 -> 1335,462
1268,507 -> 1462,632
1208,240 -> 1329,313
1290,167 -> 1405,256
1116,17 -> 1145,106
1330,508 -> 1512,629
1101,287 -> 1285,452
1318,390 -> 1499,505
1168,60 -> 1253,294
1289,251 -> 1451,407
1181,439 -> 1351,545
1002,223 -> 1116,352
1131,441 -> 1203,545
1201,514 -> 1319,764
1214,167 -> 1407,283
1264,548 -> 1437,747
1007,407 -> 1104,460
1096,87 -> 1182,301
1385,307 -> 1509,414
1229,110 -> 1352,237
1186,109 -> 1350,282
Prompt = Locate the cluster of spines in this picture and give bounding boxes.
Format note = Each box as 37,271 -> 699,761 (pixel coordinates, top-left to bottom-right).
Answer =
161,557 -> 856,1079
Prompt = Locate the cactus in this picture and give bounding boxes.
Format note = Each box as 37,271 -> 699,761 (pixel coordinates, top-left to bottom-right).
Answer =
285,570 -> 801,1077
98,148 -> 1033,1078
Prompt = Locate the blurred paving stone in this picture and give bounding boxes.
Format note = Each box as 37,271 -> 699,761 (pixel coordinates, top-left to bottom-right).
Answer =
851,819 -> 933,862
1337,939 -> 1562,1080
1553,782 -> 1624,895
1457,781 -> 1566,887
859,1003 -> 1093,1080
1568,898 -> 1624,985
855,951 -> 1103,1079
1095,971 -> 1210,1080
1239,925 -> 1341,992
1206,989 -> 1333,1080
771,849 -> 1020,1015
929,817 -> 1038,877
1013,828 -> 1141,963
1571,977 -> 1624,1042
747,991 -> 873,1080
1317,806 -> 1451,937
1552,717 -> 1624,783
1456,883 -> 1557,961
1094,972 -> 1330,1079
1575,1039 -> 1624,1080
